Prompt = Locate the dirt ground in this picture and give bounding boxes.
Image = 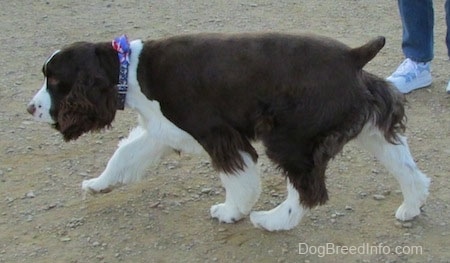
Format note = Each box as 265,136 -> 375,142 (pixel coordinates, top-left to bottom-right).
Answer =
1,0 -> 449,262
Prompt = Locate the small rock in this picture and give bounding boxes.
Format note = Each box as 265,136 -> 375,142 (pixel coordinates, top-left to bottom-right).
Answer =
25,191 -> 35,198
78,172 -> 89,177
67,217 -> 85,228
60,237 -> 71,242
170,201 -> 181,207
44,203 -> 58,211
345,205 -> 353,210
402,222 -> 413,228
373,194 -> 386,200
270,191 -> 280,197
149,201 -> 160,208
335,212 -> 345,217
201,188 -> 212,194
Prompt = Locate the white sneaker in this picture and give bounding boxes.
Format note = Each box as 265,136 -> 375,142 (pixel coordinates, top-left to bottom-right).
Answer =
387,58 -> 432,93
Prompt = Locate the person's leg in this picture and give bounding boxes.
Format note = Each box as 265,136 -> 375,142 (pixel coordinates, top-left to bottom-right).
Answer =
444,0 -> 450,93
387,0 -> 434,93
399,0 -> 434,62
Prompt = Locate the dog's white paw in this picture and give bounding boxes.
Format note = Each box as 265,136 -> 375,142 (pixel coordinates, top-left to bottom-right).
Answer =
250,204 -> 303,231
395,203 -> 421,221
210,203 -> 245,223
82,178 -> 114,194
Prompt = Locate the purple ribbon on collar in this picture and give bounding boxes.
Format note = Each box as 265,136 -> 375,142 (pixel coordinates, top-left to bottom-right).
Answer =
112,34 -> 130,64
112,35 -> 131,110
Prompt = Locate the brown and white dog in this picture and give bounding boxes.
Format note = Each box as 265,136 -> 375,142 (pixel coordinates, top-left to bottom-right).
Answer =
27,33 -> 430,231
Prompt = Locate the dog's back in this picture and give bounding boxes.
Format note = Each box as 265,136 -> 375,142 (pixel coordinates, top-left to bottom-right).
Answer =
140,33 -> 389,136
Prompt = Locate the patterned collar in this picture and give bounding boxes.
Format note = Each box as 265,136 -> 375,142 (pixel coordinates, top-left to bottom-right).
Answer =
112,35 -> 131,110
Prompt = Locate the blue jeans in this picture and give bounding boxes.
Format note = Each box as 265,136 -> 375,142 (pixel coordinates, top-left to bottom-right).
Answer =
399,0 -> 450,62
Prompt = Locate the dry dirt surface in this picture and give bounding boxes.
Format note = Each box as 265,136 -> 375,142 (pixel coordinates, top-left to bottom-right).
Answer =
1,0 -> 450,262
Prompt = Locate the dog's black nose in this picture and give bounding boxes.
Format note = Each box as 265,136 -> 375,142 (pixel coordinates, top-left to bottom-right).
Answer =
27,104 -> 36,115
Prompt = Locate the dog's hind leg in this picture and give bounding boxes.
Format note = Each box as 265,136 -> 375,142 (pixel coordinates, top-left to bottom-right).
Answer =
251,120 -> 357,231
250,160 -> 329,231
356,123 -> 430,221
210,151 -> 261,223
250,178 -> 306,231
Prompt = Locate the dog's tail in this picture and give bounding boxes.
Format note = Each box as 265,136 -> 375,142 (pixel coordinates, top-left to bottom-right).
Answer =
351,36 -> 405,144
363,73 -> 406,144
350,36 -> 386,69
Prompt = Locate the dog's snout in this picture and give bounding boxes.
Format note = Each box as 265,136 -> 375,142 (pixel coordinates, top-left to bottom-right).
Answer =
27,103 -> 36,115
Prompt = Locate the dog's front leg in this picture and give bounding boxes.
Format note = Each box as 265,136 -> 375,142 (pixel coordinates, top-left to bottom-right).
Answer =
82,125 -> 171,194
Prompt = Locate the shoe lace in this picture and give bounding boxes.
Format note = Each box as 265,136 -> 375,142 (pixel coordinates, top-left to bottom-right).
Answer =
393,58 -> 417,75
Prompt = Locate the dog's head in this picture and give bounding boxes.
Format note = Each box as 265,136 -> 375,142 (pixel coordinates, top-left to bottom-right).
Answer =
27,42 -> 119,141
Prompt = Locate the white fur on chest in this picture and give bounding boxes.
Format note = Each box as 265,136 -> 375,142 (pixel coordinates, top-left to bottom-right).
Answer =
124,40 -> 204,155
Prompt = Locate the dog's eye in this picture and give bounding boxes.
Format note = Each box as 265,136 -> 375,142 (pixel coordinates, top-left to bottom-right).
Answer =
47,77 -> 59,86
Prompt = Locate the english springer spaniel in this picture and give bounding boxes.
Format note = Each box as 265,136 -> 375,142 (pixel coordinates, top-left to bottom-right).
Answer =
27,33 -> 430,231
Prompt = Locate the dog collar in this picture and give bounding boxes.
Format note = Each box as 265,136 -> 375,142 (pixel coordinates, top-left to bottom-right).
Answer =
112,35 -> 131,110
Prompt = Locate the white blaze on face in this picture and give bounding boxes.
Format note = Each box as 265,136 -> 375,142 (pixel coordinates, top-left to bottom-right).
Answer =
27,79 -> 54,123
27,50 -> 60,123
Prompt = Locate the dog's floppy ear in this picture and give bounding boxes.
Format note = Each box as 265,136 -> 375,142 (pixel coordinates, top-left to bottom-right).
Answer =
350,36 -> 385,69
57,69 -> 117,141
